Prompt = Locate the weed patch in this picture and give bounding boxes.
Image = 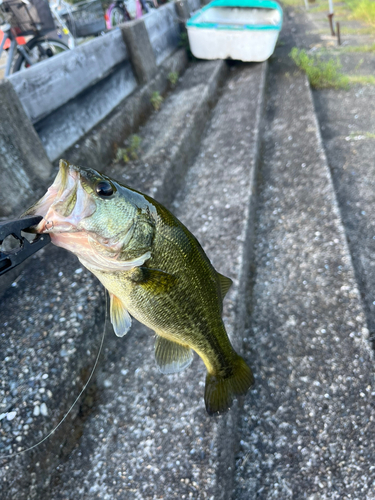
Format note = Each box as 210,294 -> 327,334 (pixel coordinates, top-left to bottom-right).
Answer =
349,131 -> 375,139
344,0 -> 375,28
150,91 -> 163,111
116,135 -> 142,163
168,71 -> 179,86
347,74 -> 375,85
338,43 -> 375,53
281,0 -> 305,6
290,48 -> 350,89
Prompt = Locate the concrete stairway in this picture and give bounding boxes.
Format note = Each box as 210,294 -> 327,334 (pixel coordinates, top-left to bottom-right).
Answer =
1,18 -> 375,500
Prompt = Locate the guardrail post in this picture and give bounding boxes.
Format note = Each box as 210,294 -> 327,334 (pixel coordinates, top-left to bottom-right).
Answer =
121,19 -> 158,85
174,0 -> 190,32
0,79 -> 53,217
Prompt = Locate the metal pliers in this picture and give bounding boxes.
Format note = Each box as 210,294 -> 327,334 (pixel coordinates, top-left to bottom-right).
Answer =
0,216 -> 51,276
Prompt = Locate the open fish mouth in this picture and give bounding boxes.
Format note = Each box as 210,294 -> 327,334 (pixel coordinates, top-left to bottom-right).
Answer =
23,160 -> 151,273
24,160 -> 97,235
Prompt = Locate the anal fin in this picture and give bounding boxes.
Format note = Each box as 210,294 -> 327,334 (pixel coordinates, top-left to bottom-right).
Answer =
155,336 -> 193,374
216,271 -> 233,298
110,293 -> 132,337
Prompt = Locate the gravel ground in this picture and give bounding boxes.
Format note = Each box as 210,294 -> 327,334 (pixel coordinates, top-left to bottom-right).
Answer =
0,245 -> 105,497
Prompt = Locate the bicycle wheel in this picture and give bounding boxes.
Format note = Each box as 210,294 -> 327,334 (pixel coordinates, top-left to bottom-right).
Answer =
12,37 -> 69,73
144,0 -> 158,11
109,5 -> 131,27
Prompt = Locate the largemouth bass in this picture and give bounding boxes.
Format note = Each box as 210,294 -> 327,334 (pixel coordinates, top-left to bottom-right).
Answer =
25,160 -> 253,414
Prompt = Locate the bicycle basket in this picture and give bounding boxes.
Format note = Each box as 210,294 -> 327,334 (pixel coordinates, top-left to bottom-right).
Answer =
0,0 -> 55,36
62,0 -> 105,38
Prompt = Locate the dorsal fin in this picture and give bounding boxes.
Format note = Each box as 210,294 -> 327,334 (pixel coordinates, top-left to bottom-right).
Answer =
110,293 -> 132,337
216,272 -> 233,298
154,336 -> 193,374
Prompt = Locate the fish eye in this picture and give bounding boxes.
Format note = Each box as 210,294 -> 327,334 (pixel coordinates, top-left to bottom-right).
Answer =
96,181 -> 114,198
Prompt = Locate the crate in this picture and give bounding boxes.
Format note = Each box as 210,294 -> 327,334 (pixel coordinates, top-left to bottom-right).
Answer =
62,0 -> 106,38
186,0 -> 283,62
0,0 -> 55,36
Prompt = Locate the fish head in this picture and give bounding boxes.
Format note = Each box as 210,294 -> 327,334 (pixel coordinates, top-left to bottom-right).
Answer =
24,160 -> 154,271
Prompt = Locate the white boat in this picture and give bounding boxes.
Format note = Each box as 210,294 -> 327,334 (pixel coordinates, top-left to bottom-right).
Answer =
186,0 -> 283,62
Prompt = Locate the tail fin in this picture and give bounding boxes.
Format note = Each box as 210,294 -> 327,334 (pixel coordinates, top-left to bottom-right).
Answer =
204,355 -> 254,415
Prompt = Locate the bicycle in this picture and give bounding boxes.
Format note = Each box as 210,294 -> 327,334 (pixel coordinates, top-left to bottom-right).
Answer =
50,0 -> 106,49
0,0 -> 69,76
105,0 -> 158,30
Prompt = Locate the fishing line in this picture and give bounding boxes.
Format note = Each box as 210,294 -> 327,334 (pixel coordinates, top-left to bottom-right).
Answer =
0,290 -> 108,461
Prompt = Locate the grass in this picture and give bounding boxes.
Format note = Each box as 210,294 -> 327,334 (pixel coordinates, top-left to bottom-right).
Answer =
337,43 -> 375,52
316,43 -> 375,54
290,48 -> 350,89
340,25 -> 374,35
168,71 -> 179,86
309,2 -> 332,13
116,135 -> 142,163
347,74 -> 375,85
281,0 -> 306,6
344,0 -> 375,28
150,91 -> 163,111
349,131 -> 375,139
179,33 -> 194,59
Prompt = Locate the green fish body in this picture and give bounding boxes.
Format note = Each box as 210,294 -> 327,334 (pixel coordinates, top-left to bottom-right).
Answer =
25,160 -> 253,414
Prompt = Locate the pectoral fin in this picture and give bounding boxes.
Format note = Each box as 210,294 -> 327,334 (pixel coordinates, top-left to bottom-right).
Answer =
155,336 -> 193,374
129,267 -> 178,294
110,293 -> 132,337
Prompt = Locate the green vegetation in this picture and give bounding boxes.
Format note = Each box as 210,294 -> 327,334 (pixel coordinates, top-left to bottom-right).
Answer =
344,0 -> 375,28
116,135 -> 142,163
347,74 -> 375,85
337,43 -> 375,52
168,71 -> 179,86
340,25 -> 374,35
349,131 -> 375,139
179,33 -> 194,59
290,48 -> 349,89
281,0 -> 305,6
150,91 -> 163,111
309,2 -> 332,13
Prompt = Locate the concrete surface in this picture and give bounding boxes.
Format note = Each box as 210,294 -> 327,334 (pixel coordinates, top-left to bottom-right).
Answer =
60,48 -> 188,173
0,79 -> 52,218
36,61 -> 138,162
288,0 -> 375,348
143,2 -> 181,66
314,84 -> 375,341
8,29 -> 130,124
233,7 -> 375,498
110,60 -> 227,207
121,19 -> 158,85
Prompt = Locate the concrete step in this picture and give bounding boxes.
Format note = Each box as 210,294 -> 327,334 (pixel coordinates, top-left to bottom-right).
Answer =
233,18 -> 375,498
109,59 -> 228,207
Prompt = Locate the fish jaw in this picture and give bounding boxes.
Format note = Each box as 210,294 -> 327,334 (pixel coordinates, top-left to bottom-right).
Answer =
24,160 -> 97,239
24,160 -> 152,273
